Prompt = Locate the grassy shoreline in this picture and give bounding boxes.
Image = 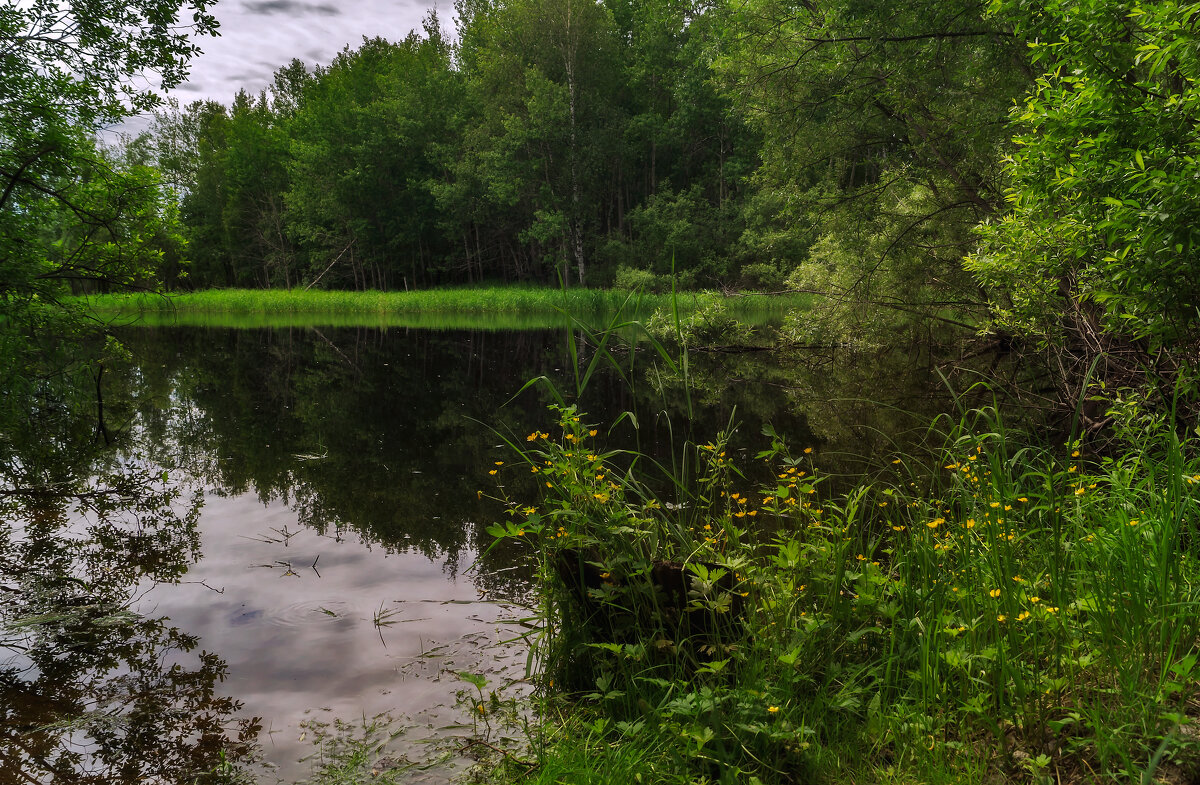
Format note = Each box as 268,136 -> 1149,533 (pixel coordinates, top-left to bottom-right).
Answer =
469,399 -> 1200,785
80,287 -> 809,321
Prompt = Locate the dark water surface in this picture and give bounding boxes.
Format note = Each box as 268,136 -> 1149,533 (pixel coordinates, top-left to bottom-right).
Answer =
0,325 -> 964,783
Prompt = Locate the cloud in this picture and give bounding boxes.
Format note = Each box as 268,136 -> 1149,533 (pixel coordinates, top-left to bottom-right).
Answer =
242,1 -> 341,16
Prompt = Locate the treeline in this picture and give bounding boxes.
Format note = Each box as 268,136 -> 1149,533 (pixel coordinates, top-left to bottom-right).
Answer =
123,0 -> 1034,308
11,0 -> 1200,403
126,3 -> 760,291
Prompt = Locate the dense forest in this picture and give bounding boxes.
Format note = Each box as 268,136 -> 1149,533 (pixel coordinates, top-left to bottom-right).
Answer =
8,0 -> 1200,385
121,0 -> 1028,310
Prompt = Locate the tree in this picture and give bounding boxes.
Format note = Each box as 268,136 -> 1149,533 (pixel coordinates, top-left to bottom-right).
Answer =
0,0 -> 218,324
286,26 -> 460,289
719,0 -> 1029,342
451,0 -> 622,286
971,0 -> 1200,348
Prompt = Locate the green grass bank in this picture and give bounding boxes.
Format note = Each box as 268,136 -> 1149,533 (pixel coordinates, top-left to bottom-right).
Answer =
80,287 -> 808,327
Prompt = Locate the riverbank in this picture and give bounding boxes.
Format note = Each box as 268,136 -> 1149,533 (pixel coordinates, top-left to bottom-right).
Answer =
80,287 -> 809,322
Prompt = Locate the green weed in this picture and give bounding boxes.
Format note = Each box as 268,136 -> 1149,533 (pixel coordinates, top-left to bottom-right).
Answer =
477,397 -> 1200,783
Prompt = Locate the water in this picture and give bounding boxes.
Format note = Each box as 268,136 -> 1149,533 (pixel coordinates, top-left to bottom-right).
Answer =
0,324 -> 963,783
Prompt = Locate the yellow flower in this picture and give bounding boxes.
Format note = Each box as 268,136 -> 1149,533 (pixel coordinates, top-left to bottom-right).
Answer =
488,469 -> 498,475
767,705 -> 780,714
495,461 -> 504,466
997,614 -> 1007,622
803,447 -> 813,454
1030,596 -> 1040,603
965,518 -> 976,529
1128,519 -> 1140,526
526,432 -> 538,442
589,429 -> 598,437
1017,611 -> 1030,621
1017,497 -> 1028,503
926,518 -> 945,529
989,588 -> 1001,598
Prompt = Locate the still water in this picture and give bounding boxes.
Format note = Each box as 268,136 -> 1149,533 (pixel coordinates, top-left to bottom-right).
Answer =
0,324 -> 960,783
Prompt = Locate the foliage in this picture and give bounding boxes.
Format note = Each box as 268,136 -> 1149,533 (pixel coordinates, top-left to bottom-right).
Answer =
969,0 -> 1200,352
0,0 -> 216,324
718,0 -> 1028,341
131,2 -> 757,292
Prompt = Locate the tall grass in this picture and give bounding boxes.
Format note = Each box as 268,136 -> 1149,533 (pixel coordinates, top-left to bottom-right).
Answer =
477,321 -> 1200,783
78,287 -> 808,326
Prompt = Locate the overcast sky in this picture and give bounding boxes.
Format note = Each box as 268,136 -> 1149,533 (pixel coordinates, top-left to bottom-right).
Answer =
173,0 -> 446,105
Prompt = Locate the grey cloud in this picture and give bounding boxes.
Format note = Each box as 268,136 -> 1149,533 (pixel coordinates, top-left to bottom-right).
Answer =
242,1 -> 341,16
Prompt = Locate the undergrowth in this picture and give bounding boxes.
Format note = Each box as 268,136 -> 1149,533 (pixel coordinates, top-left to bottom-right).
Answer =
477,388 -> 1200,783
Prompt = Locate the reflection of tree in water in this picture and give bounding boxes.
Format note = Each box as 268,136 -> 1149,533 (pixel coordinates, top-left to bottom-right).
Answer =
0,391 -> 259,784
115,328 -> 639,551
649,341 -> 998,484
112,328 -> 814,551
103,326 -> 976,599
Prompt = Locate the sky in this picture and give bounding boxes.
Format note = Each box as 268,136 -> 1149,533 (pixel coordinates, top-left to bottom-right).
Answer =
171,0 -> 446,105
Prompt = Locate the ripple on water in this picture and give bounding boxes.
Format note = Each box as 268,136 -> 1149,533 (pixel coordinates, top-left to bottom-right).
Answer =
252,599 -> 359,629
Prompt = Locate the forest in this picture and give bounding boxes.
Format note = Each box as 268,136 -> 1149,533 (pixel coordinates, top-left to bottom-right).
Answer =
10,0 -> 1198,402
